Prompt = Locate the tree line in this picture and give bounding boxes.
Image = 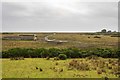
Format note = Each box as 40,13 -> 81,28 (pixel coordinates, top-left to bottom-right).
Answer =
2,48 -> 120,58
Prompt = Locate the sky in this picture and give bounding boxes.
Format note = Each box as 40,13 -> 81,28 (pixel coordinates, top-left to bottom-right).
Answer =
2,0 -> 118,32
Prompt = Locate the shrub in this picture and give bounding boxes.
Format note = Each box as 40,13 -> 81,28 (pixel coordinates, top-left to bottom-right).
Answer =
58,54 -> 67,60
101,29 -> 107,33
40,48 -> 49,58
49,48 -> 61,57
54,57 -> 60,60
2,51 -> 10,58
2,48 -> 120,58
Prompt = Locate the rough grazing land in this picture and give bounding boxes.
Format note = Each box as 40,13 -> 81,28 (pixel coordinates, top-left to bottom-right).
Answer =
1,33 -> 119,78
2,33 -> 118,51
2,58 -> 118,78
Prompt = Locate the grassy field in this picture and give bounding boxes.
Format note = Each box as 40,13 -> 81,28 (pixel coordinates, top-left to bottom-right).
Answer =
1,33 -> 119,78
2,33 -> 118,51
2,58 -> 118,78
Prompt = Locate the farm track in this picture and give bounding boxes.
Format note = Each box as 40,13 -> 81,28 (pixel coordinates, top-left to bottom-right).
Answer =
44,34 -> 68,43
44,34 -> 117,46
2,33 -> 118,50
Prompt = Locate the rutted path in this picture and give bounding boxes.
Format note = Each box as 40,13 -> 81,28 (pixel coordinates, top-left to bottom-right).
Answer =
44,34 -> 90,45
44,33 -> 112,48
44,34 -> 68,44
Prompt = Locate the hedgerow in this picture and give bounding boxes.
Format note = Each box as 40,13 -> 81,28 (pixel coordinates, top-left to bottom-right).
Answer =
2,48 -> 120,58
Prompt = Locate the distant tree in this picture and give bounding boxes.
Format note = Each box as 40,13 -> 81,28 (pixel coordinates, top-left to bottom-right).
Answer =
113,31 -> 117,33
101,29 -> 107,33
107,30 -> 112,33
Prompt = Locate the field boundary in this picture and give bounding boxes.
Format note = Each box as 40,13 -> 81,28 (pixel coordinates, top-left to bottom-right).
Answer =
1,78 -> 120,80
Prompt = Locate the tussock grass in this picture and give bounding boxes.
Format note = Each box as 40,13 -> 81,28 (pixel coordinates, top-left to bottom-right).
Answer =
2,33 -> 118,51
2,58 -> 118,78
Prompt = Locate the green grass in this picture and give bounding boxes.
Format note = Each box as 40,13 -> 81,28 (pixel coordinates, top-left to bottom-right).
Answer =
2,58 -> 118,78
1,33 -> 119,78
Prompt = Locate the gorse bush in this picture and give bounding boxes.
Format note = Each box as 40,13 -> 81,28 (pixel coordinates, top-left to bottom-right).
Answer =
58,54 -> 67,60
2,48 -> 120,58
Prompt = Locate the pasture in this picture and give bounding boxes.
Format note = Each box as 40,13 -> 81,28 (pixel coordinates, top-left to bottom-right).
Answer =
2,58 -> 118,78
2,33 -> 118,51
1,33 -> 119,78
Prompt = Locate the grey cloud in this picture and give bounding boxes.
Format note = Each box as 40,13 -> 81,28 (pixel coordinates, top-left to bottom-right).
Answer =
0,2 -> 2,32
2,2 -> 118,32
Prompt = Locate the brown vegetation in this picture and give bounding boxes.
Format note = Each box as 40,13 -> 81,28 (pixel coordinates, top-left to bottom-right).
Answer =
10,57 -> 24,60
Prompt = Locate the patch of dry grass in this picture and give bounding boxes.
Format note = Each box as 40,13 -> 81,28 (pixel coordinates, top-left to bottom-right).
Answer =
2,33 -> 118,51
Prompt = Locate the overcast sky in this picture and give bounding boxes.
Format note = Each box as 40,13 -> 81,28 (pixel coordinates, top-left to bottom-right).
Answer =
2,0 -> 118,32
